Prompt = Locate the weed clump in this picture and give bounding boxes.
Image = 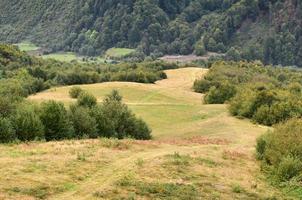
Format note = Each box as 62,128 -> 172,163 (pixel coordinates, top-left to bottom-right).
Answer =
232,184 -> 245,193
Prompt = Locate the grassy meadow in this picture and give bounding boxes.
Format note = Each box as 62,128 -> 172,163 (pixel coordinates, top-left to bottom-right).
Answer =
41,52 -> 79,62
15,42 -> 40,52
0,68 -> 286,199
15,42 -> 133,63
41,52 -> 107,63
105,48 -> 135,58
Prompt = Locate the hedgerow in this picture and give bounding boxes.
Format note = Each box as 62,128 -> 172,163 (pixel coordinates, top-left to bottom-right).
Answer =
194,61 -> 302,126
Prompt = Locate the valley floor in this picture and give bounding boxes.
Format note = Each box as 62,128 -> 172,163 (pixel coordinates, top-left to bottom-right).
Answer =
0,68 -> 285,199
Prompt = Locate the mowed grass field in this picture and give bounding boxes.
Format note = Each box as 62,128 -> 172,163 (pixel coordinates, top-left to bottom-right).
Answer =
0,68 -> 285,200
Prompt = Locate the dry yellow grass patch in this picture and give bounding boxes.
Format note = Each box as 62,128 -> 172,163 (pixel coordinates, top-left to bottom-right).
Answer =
28,67 -> 206,105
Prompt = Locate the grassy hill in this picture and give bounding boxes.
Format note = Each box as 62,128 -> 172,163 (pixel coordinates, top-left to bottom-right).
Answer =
0,67 -> 285,199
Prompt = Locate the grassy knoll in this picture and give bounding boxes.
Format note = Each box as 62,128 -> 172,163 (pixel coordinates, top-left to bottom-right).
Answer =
105,48 -> 135,58
0,68 -> 286,199
15,41 -> 40,52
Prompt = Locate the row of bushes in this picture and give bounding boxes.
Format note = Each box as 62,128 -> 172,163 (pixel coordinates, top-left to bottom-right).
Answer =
51,65 -> 168,86
194,61 -> 302,196
194,61 -> 302,126
0,90 -> 152,143
229,84 -> 302,126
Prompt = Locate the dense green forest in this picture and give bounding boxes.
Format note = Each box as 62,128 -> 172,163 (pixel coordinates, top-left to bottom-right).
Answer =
1,0 -> 302,66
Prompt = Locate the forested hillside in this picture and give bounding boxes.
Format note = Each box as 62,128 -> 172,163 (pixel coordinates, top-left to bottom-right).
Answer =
1,0 -> 302,67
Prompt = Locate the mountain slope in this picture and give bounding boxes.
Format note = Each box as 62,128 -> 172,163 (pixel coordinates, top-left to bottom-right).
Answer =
1,0 -> 302,66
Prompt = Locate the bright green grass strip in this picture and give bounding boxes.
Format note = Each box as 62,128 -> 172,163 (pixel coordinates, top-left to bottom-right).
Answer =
42,52 -> 107,63
16,42 -> 40,51
106,48 -> 135,58
41,52 -> 78,62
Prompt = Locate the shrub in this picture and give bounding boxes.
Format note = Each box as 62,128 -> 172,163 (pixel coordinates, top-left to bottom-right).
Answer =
0,96 -> 18,118
229,85 -> 297,126
253,101 -> 302,126
226,47 -> 241,61
132,118 -> 152,140
250,90 -> 278,113
263,119 -> 302,165
253,105 -> 275,126
276,156 -> 302,182
288,82 -> 302,94
257,119 -> 302,181
256,134 -> 268,160
229,87 -> 256,118
69,86 -> 83,98
194,40 -> 206,56
91,105 -> 115,138
193,79 -> 212,93
93,91 -> 133,139
13,103 -> 44,141
91,90 -> 152,140
0,117 -> 16,143
0,78 -> 27,97
204,82 -> 236,104
69,105 -> 98,138
77,92 -> 97,108
232,184 -> 244,193
40,101 -> 74,141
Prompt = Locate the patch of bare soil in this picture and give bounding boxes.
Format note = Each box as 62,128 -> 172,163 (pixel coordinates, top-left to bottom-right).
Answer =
159,52 -> 224,63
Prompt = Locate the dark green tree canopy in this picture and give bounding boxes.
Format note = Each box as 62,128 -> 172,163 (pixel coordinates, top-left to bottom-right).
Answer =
2,0 -> 302,66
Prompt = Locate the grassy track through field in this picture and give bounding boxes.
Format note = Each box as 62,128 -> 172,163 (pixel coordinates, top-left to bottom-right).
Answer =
0,68 -> 286,199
